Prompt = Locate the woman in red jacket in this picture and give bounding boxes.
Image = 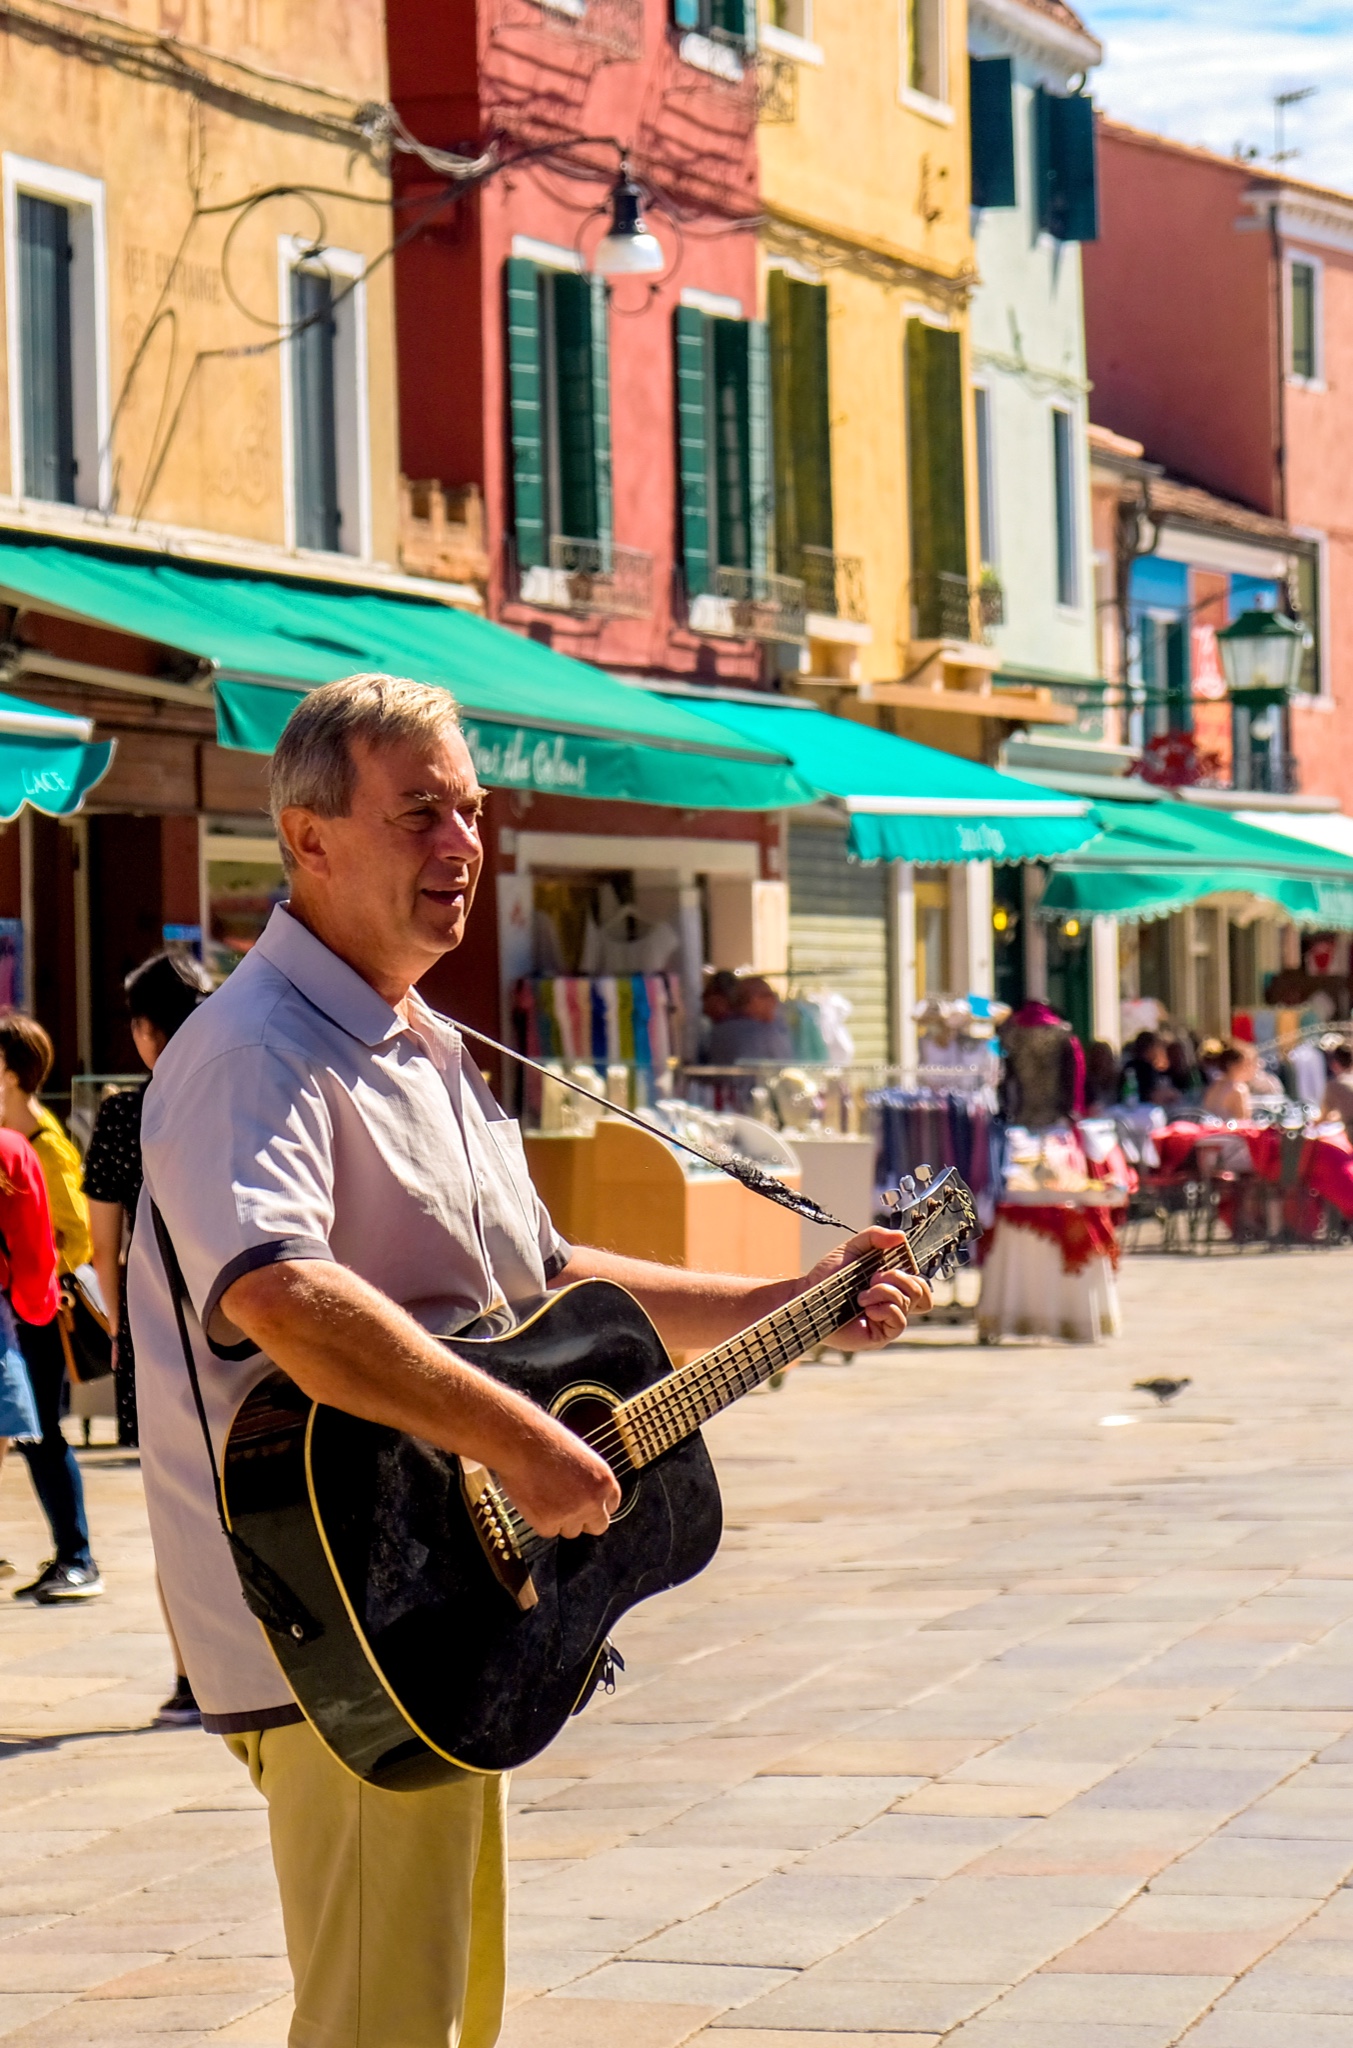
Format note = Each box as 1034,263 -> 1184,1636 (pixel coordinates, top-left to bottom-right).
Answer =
0,1128 -> 61,1574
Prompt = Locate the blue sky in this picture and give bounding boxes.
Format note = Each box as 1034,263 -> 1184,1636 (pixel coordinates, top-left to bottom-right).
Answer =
1087,0 -> 1353,193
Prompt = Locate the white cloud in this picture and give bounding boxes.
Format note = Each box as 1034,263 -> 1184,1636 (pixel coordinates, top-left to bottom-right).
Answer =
1086,0 -> 1353,193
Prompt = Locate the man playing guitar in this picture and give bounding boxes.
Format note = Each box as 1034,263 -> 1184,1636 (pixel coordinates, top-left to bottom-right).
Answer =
129,674 -> 928,2048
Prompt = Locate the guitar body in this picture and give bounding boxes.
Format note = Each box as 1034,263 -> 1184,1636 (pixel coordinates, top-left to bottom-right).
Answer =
221,1278 -> 722,1788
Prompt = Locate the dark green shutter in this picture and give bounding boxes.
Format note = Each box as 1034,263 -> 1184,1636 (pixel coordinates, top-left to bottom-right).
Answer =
747,318 -> 770,577
675,305 -> 711,595
907,321 -> 969,636
1290,263 -> 1316,380
589,277 -> 613,547
1295,550 -> 1319,693
1052,407 -> 1077,607
506,256 -> 545,569
1035,89 -> 1099,242
712,316 -> 751,570
969,58 -> 1016,209
291,267 -> 340,551
770,272 -> 832,576
18,194 -> 76,505
1165,620 -> 1192,733
553,270 -> 597,541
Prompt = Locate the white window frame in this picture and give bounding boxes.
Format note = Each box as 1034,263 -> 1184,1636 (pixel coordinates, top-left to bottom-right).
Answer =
898,0 -> 952,120
972,380 -> 998,570
278,236 -> 372,561
1292,525 -> 1331,700
761,0 -> 823,63
1286,251 -> 1324,389
2,154 -> 110,510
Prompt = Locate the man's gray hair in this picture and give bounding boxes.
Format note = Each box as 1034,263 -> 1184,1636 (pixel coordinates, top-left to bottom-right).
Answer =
270,673 -> 463,869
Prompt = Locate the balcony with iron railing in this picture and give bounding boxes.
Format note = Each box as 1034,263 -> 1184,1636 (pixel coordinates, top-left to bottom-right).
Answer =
518,536 -> 654,619
795,545 -> 868,626
688,567 -> 807,643
912,569 -> 979,643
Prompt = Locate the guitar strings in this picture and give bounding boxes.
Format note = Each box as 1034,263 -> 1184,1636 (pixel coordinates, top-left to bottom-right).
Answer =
494,1212 -> 964,1559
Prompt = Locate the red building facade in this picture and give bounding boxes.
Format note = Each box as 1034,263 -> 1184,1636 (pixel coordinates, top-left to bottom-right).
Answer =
1082,120 -> 1353,810
388,0 -> 770,685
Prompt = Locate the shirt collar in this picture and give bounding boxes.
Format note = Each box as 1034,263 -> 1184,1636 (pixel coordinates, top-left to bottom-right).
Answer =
254,905 -> 410,1049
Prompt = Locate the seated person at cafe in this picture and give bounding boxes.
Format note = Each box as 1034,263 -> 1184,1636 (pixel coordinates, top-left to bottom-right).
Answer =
1322,1042 -> 1353,1140
1201,1045 -> 1252,1122
706,976 -> 794,1065
1122,1031 -> 1184,1110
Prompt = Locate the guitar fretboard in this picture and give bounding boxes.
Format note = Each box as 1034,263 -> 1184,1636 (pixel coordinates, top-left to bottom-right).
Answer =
609,1240 -> 915,1471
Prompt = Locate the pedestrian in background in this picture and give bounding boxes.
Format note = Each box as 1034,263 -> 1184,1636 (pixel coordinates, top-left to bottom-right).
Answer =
0,1130 -> 60,1580
0,1015 -> 100,1603
85,950 -> 212,1720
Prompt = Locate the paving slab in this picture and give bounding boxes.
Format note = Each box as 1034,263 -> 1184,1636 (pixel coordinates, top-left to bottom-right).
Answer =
9,1256 -> 1353,2042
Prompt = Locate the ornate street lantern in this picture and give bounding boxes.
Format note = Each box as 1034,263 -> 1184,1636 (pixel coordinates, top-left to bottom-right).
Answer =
1216,608 -> 1305,706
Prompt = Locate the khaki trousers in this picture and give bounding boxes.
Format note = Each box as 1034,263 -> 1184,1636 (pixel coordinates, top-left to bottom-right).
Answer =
225,1720 -> 506,2048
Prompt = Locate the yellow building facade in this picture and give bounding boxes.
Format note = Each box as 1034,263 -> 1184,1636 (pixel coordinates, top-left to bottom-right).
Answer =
0,0 -> 399,562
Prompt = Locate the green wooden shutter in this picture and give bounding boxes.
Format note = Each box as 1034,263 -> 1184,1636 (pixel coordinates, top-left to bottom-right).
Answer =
672,0 -> 699,26
18,194 -> 76,505
907,321 -> 968,636
674,305 -> 711,595
969,58 -> 1016,209
769,273 -> 832,579
1035,89 -> 1099,242
506,256 -> 545,569
1165,620 -> 1192,733
747,317 -> 770,578
589,277 -> 613,548
712,316 -> 751,571
553,270 -> 597,541
1290,262 -> 1317,380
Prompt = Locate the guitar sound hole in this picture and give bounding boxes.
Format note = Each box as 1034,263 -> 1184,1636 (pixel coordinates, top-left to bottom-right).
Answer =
552,1384 -> 639,1520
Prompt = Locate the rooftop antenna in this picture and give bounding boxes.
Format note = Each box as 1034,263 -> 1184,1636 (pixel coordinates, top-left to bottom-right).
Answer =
1273,86 -> 1317,164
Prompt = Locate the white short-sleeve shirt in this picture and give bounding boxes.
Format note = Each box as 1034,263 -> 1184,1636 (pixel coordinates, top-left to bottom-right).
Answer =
127,905 -> 568,1730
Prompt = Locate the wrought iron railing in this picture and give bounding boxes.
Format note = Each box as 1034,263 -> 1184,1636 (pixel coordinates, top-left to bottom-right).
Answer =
517,537 -> 654,618
714,565 -> 806,641
686,567 -> 807,643
1234,749 -> 1301,796
795,546 -> 868,624
977,574 -> 1005,633
912,569 -> 975,643
512,0 -> 643,59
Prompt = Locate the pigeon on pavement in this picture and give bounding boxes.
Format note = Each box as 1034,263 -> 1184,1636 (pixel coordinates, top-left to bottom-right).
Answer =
1134,1377 -> 1192,1405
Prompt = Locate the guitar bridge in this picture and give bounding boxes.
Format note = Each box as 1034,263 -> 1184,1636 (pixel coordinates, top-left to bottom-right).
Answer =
460,1460 -> 538,1611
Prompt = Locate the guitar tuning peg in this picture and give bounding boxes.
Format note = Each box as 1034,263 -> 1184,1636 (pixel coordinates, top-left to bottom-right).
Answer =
915,1164 -> 933,1185
900,1174 -> 916,1197
881,1188 -> 900,1209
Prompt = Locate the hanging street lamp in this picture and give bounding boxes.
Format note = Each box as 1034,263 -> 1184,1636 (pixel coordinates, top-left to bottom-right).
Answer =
593,163 -> 665,278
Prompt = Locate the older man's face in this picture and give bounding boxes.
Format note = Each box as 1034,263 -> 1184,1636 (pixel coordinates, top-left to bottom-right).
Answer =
282,728 -> 485,986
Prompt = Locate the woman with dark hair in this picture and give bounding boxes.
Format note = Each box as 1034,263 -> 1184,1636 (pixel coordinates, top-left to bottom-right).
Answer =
84,951 -> 211,1720
0,1013 -> 98,1604
85,953 -> 212,1449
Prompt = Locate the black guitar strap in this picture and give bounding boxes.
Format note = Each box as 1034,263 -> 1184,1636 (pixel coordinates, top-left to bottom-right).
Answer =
149,1203 -> 322,1645
455,1018 -> 858,1235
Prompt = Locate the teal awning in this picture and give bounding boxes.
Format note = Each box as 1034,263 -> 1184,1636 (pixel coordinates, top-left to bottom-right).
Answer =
1041,800 -> 1353,928
0,537 -> 815,813
664,695 -> 1095,863
0,692 -> 113,819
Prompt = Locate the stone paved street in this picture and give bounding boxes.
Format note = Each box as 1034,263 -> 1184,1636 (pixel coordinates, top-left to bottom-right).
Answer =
5,1251 -> 1353,2044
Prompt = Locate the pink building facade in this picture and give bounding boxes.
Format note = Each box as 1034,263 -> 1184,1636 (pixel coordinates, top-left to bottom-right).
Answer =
1082,121 -> 1353,810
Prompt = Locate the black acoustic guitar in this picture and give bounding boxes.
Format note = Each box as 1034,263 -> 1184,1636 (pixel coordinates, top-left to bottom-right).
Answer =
221,1166 -> 978,1789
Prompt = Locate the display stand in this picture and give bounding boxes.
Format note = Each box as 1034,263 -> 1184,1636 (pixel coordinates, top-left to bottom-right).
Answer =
978,1190 -> 1122,1345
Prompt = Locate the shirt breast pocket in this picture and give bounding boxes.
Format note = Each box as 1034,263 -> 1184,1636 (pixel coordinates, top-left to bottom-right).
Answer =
482,1117 -> 540,1240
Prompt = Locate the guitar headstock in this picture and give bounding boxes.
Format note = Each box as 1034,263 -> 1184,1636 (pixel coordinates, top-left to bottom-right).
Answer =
884,1165 -> 980,1280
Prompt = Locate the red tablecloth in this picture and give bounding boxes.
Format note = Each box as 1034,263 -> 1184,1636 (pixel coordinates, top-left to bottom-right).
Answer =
1153,1120 -> 1353,1222
995,1202 -> 1122,1275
